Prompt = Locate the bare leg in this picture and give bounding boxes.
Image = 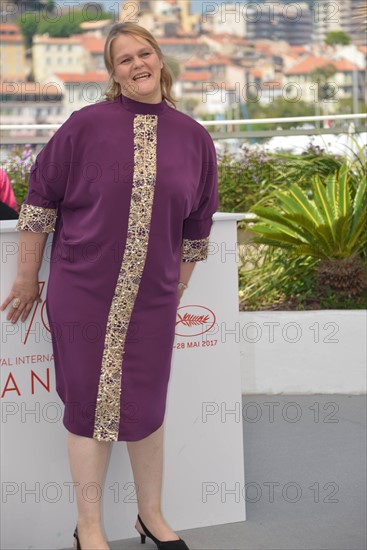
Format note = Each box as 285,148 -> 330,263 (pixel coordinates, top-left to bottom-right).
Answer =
67,432 -> 112,550
126,423 -> 180,541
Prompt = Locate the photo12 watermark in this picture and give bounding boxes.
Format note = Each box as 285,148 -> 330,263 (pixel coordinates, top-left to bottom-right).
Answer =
201,81 -> 340,104
1,479 -> 140,504
1,2 -> 139,24
201,2 -> 340,24
201,399 -> 340,424
201,480 -> 340,503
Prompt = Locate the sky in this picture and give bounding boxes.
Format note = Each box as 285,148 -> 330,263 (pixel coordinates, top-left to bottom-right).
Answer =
103,0 -> 314,13
103,1 -> 260,16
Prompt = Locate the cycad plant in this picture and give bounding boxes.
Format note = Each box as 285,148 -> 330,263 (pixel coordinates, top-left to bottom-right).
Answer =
247,162 -> 367,297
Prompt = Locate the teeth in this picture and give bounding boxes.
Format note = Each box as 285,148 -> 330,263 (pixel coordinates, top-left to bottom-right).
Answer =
134,74 -> 150,80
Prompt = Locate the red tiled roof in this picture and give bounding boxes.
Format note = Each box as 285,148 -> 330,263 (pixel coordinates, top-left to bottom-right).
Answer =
285,52 -> 302,60
289,45 -> 307,53
334,59 -> 363,71
0,23 -> 20,34
206,54 -> 233,65
183,58 -> 209,68
180,71 -> 212,81
81,35 -> 105,53
250,69 -> 262,78
206,33 -> 248,46
54,72 -> 108,82
286,55 -> 364,75
1,35 -> 24,43
183,54 -> 233,68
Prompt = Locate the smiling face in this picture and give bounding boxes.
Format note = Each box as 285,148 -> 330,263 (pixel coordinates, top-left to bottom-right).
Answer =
111,33 -> 164,103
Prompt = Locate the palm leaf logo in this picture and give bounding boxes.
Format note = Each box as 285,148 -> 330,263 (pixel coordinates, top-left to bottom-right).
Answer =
176,313 -> 210,327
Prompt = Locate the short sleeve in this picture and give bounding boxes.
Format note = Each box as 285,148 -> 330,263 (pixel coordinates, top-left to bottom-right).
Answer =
181,131 -> 219,262
16,113 -> 75,234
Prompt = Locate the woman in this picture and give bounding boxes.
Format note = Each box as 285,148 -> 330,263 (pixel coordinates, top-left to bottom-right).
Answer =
0,22 -> 219,550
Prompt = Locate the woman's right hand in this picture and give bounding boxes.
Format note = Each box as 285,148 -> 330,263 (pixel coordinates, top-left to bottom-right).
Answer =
0,276 -> 42,324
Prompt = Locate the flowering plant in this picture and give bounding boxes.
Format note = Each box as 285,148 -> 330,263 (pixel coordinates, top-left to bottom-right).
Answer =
217,146 -> 280,213
3,145 -> 35,208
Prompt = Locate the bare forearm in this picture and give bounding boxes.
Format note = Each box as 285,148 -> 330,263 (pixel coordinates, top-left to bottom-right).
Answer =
0,231 -> 48,323
179,260 -> 196,285
177,261 -> 196,303
17,231 -> 48,280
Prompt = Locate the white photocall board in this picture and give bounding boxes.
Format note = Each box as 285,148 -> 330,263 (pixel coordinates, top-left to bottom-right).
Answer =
0,213 -> 246,550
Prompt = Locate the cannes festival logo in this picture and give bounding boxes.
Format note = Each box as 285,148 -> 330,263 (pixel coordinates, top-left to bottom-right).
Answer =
175,305 -> 216,337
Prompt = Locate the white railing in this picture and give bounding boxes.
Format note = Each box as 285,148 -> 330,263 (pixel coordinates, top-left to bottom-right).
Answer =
197,113 -> 367,126
1,113 -> 366,147
1,112 -> 366,131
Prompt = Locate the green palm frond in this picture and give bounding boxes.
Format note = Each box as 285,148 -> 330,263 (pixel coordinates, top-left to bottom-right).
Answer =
280,185 -> 323,226
312,175 -> 336,238
248,167 -> 367,261
336,164 -> 351,218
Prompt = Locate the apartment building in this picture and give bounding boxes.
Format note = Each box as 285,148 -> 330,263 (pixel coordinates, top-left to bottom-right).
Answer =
81,35 -> 105,72
32,35 -> 85,82
156,37 -> 210,64
312,0 -> 366,46
0,23 -> 27,80
201,33 -> 254,64
48,72 -> 108,119
245,2 -> 313,46
284,55 -> 365,110
178,53 -> 247,115
201,3 -> 247,37
177,71 -> 236,116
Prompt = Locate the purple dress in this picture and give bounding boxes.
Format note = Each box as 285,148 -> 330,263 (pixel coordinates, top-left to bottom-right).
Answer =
16,94 -> 219,442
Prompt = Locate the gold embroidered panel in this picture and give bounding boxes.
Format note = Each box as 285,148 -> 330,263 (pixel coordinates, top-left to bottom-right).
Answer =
93,114 -> 158,442
181,237 -> 209,262
16,203 -> 57,234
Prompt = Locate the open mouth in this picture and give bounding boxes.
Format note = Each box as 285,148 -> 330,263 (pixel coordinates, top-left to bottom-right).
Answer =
133,73 -> 151,81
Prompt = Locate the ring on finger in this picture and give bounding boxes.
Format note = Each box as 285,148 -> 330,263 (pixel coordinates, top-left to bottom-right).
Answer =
12,297 -> 21,309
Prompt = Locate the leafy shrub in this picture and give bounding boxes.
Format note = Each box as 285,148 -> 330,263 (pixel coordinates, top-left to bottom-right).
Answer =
217,147 -> 280,213
249,162 -> 367,261
270,144 -> 344,194
217,144 -> 346,216
240,161 -> 367,309
238,246 -> 367,310
238,247 -> 319,310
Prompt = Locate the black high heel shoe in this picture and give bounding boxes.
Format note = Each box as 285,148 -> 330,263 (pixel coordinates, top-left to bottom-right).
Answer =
135,514 -> 189,549
73,525 -> 81,550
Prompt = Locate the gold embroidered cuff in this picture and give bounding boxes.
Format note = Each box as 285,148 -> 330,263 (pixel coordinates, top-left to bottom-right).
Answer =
181,237 -> 209,262
16,203 -> 57,234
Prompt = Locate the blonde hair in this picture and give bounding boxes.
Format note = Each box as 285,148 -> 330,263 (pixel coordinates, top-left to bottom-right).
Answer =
104,22 -> 177,108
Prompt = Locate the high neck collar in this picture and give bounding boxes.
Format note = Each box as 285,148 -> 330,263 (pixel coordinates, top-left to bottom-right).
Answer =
119,93 -> 168,115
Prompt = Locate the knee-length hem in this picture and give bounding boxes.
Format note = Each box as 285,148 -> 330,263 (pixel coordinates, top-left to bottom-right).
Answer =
62,402 -> 166,443
16,93 -> 219,442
